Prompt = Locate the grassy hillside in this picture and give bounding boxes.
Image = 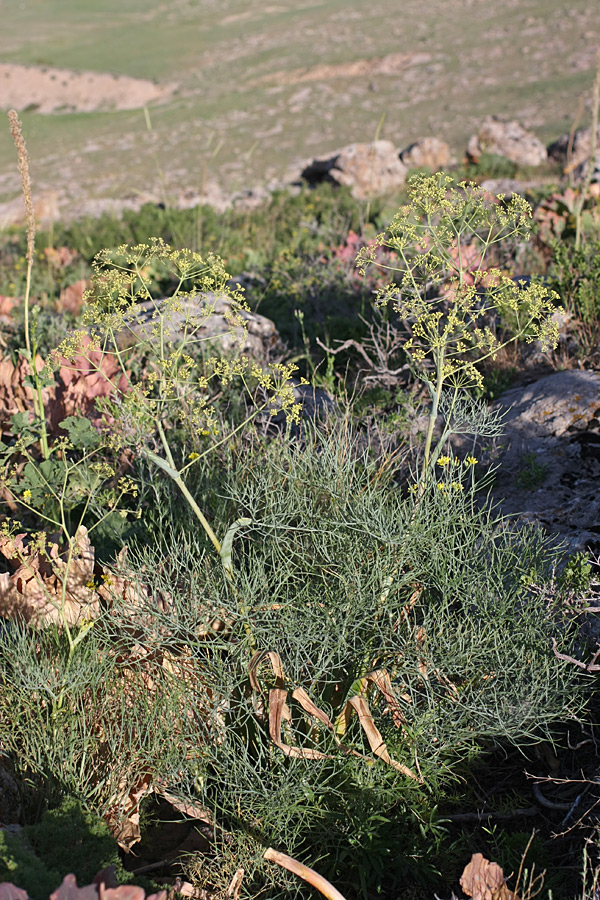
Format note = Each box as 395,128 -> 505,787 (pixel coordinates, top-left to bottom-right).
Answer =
0,0 -> 597,215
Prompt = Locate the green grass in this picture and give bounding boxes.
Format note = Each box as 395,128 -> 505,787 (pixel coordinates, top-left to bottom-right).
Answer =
1,115 -> 600,899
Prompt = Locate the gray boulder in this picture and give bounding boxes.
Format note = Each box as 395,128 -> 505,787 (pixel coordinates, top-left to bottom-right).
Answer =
547,125 -> 600,183
488,369 -> 600,553
400,136 -> 454,171
130,293 -> 282,359
301,140 -> 407,199
467,116 -> 548,168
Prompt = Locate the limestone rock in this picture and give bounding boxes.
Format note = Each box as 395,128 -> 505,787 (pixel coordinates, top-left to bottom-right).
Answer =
130,292 -> 282,359
487,369 -> 600,553
547,125 -> 600,183
479,177 -> 539,196
177,183 -> 231,213
400,136 -> 454,171
301,140 -> 407,199
467,117 -> 547,168
0,190 -> 59,228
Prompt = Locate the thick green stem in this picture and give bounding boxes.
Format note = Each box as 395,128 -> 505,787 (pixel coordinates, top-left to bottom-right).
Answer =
23,252 -> 50,460
422,352 -> 445,480
154,420 -> 222,555
173,472 -> 222,555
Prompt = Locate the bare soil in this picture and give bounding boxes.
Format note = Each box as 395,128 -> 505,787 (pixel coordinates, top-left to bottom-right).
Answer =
0,63 -> 177,114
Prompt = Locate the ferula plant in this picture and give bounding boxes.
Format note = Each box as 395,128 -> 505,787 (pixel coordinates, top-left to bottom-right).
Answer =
54,238 -> 301,560
357,172 -> 561,482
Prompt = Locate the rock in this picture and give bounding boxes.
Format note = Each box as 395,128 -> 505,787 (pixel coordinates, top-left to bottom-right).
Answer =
479,177 -> 539,196
259,380 -> 337,437
177,183 -> 231,214
301,140 -> 407,199
231,185 -> 273,210
0,62 -> 177,114
467,117 -> 548,168
400,136 -> 454,171
547,125 -> 600,182
0,190 -> 60,228
487,369 -> 600,553
0,759 -> 21,825
130,292 -> 283,359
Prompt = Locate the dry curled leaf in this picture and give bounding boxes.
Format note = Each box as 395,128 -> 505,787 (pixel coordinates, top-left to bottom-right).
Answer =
103,772 -> 154,851
460,853 -> 519,900
249,650 -> 421,780
0,336 -> 128,440
0,352 -> 51,435
58,278 -> 89,315
56,334 -> 129,424
0,526 -> 99,626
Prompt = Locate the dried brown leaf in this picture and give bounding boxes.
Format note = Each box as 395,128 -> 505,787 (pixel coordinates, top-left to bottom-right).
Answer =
170,883 -> 204,899
248,649 -> 286,692
460,853 -> 519,900
268,687 -> 328,760
367,669 -> 408,730
154,782 -> 213,825
58,278 -> 89,315
0,526 -> 99,626
345,695 -> 419,779
250,652 -> 421,779
264,848 -> 348,900
0,352 -> 52,435
225,869 -> 244,900
56,335 -> 129,423
0,295 -> 18,318
103,772 -> 153,851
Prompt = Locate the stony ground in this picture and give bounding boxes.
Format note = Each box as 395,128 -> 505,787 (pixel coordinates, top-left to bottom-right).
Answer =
0,0 -> 598,219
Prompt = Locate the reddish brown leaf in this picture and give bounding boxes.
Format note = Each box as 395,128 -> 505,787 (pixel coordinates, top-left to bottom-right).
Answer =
460,853 -> 519,900
58,279 -> 89,315
0,884 -> 29,900
0,352 -> 51,435
44,246 -> 79,270
56,334 -> 129,423
0,295 -> 18,318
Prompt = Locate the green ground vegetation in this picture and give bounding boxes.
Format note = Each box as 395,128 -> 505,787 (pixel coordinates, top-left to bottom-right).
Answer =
1,160 -> 600,899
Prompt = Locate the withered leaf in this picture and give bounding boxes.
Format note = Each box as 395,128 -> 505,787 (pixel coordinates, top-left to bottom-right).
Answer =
460,853 -> 520,900
0,526 -> 99,626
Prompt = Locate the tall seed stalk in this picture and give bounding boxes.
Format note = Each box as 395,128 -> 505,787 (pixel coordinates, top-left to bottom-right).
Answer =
8,110 -> 50,459
575,51 -> 600,250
